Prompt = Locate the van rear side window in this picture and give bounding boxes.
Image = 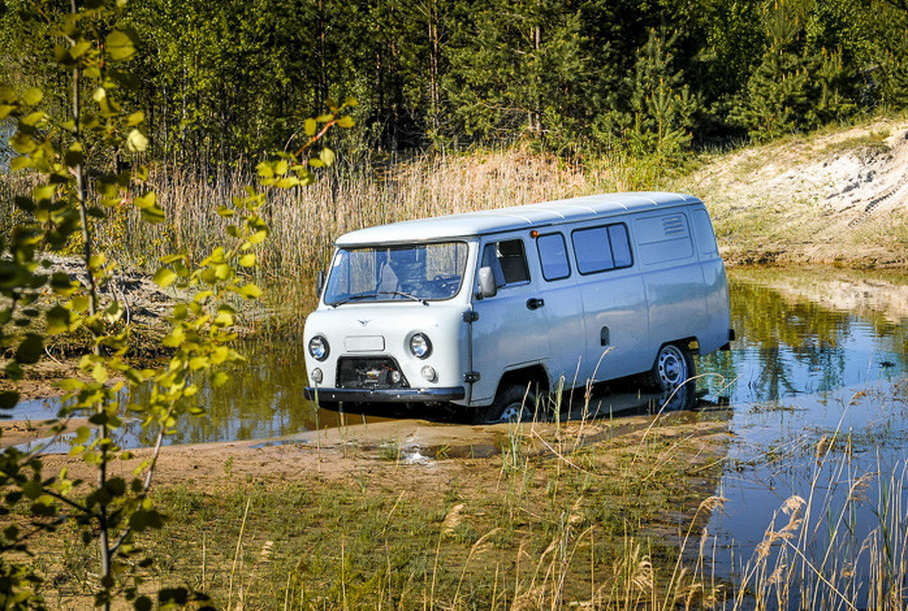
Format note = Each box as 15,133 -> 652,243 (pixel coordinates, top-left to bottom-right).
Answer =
536,233 -> 571,280
572,223 -> 633,275
635,214 -> 694,264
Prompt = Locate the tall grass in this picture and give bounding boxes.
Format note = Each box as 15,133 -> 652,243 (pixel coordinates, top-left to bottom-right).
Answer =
66,148 -> 675,326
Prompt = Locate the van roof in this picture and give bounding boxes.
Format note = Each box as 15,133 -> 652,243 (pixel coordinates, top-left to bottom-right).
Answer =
336,191 -> 702,246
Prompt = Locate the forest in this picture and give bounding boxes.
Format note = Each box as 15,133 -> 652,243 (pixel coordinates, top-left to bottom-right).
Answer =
3,0 -> 908,167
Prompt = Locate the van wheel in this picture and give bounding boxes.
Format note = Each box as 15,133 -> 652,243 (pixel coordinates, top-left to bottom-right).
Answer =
649,343 -> 694,392
477,385 -> 536,424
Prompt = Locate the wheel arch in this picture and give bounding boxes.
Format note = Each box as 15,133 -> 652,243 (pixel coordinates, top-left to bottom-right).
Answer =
655,336 -> 700,360
495,364 -> 550,399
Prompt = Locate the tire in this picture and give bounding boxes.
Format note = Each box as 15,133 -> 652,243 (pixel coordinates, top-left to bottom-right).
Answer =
477,385 -> 537,424
649,343 -> 694,392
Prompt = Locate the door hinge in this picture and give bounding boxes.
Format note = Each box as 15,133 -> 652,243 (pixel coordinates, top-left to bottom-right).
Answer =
464,371 -> 481,383
463,311 -> 479,323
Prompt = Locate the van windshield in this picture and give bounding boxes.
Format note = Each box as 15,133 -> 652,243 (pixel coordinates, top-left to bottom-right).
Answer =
324,242 -> 468,305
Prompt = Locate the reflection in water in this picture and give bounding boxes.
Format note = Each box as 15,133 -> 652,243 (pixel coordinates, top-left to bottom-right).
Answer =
121,342 -> 400,448
699,269 -> 908,606
699,274 -> 907,405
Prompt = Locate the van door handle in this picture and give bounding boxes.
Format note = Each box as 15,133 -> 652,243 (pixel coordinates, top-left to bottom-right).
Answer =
526,298 -> 545,310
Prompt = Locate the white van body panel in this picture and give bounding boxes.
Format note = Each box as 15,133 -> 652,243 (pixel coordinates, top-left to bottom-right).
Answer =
303,192 -> 732,414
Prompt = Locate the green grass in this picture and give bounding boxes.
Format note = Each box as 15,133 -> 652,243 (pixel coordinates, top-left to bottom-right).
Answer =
22,413 -> 728,609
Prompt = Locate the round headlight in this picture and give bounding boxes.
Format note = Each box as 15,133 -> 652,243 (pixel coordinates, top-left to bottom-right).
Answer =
308,335 -> 329,361
409,333 -> 432,359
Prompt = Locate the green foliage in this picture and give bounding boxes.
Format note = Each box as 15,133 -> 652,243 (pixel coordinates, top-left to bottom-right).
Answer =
729,0 -> 859,142
873,2 -> 908,109
0,1 -> 354,608
595,29 -> 698,162
1,0 -> 908,181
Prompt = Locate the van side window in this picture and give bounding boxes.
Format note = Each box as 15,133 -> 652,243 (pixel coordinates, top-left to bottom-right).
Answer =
691,208 -> 719,256
608,224 -> 633,267
481,239 -> 530,287
536,233 -> 571,281
572,223 -> 633,275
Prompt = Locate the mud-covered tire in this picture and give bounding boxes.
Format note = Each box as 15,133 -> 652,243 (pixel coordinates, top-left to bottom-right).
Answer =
477,385 -> 537,424
648,343 -> 695,392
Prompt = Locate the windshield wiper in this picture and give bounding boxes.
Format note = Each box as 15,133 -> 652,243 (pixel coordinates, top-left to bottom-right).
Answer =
331,293 -> 380,307
331,291 -> 428,307
377,290 -> 429,305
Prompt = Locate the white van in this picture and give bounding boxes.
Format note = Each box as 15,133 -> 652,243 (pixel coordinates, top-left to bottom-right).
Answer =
303,192 -> 733,422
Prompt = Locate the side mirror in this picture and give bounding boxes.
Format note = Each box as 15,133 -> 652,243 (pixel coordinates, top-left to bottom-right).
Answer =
478,266 -> 497,299
315,270 -> 326,298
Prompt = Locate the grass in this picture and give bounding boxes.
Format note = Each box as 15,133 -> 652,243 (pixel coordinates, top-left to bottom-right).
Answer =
9,373 -> 908,609
0,145 -> 688,337
23,399 -> 730,609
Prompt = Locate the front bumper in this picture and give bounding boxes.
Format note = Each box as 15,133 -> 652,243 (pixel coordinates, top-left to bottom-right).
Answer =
304,386 -> 466,403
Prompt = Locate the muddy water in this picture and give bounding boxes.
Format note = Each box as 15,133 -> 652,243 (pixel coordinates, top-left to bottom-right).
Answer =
12,268 -> 908,446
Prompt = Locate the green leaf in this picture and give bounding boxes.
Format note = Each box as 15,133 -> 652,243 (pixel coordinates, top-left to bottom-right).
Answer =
15,334 -> 43,365
70,40 -> 92,59
10,133 -> 37,154
22,480 -> 42,500
160,253 -> 185,265
134,191 -> 155,209
91,362 -> 108,384
10,157 -> 32,171
0,390 -> 19,410
337,116 -> 355,128
22,88 -> 43,106
316,113 -> 334,123
304,118 -> 317,136
213,263 -> 232,280
21,111 -> 47,127
126,111 -> 145,126
126,129 -> 148,153
46,305 -> 72,334
320,147 -> 336,166
153,268 -> 177,288
211,371 -> 229,388
140,204 -> 165,223
236,283 -> 262,299
106,30 -> 136,61
256,161 -> 274,178
238,253 -> 256,267
64,147 -> 84,168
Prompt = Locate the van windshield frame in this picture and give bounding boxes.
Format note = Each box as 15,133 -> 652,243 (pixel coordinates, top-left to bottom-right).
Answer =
324,241 -> 469,306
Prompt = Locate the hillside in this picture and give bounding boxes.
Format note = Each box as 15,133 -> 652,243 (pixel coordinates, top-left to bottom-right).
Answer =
681,119 -> 908,268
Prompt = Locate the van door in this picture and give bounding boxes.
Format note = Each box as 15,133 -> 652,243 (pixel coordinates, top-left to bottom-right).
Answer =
531,231 -> 585,393
469,236 -> 551,405
571,222 -> 650,382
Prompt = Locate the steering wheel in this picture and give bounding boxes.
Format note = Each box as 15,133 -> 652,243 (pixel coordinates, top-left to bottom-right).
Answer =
432,274 -> 456,292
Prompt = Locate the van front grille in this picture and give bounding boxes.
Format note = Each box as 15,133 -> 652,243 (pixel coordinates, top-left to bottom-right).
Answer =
337,357 -> 410,390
